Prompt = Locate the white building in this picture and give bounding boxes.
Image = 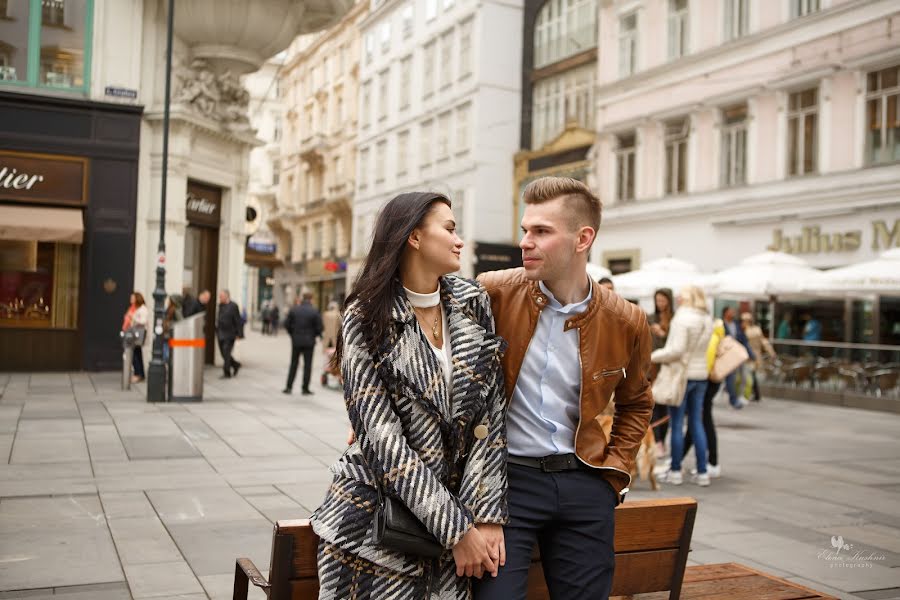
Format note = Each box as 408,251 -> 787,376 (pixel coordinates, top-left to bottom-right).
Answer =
243,56 -> 287,322
352,0 -> 523,279
590,0 -> 900,276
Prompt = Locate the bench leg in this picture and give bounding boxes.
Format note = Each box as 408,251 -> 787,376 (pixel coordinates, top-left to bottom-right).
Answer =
234,560 -> 250,600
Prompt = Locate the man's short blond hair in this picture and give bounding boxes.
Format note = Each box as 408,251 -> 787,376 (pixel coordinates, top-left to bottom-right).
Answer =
523,176 -> 602,232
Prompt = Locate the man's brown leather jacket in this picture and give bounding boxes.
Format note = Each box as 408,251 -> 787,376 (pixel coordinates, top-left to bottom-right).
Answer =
478,268 -> 654,498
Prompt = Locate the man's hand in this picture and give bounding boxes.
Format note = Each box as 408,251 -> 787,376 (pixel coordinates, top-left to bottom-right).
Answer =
475,523 -> 505,575
452,526 -> 496,579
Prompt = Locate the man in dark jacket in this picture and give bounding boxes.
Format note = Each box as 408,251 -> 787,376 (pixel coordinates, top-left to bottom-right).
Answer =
283,292 -> 323,395
183,289 -> 210,317
216,289 -> 243,378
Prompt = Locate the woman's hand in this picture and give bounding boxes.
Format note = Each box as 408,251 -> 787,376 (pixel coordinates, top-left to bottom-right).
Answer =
650,323 -> 665,338
346,427 -> 355,445
452,525 -> 496,579
475,523 -> 505,575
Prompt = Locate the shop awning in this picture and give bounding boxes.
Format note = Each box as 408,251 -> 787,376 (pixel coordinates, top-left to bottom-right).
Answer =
0,205 -> 84,244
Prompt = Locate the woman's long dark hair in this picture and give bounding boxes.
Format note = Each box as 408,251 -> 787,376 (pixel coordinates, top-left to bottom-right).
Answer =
332,192 -> 451,369
654,287 -> 674,330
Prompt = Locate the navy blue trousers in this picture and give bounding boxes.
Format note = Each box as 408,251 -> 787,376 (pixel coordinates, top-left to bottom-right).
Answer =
472,463 -> 617,600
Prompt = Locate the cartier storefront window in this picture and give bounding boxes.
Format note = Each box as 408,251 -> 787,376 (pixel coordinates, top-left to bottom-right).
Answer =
0,240 -> 79,329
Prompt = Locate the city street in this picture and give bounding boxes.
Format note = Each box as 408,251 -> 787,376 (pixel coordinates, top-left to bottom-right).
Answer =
1,329 -> 899,600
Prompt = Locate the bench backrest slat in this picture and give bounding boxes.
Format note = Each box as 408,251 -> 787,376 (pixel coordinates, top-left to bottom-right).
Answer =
266,497 -> 697,600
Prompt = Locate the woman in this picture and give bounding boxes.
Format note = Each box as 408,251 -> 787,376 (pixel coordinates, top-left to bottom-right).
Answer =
683,318 -> 726,479
651,286 -> 713,487
741,312 -> 775,402
648,288 -> 674,457
311,192 -> 508,599
122,292 -> 149,383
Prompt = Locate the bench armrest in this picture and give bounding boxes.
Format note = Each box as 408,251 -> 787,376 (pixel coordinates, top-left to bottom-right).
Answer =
234,557 -> 271,600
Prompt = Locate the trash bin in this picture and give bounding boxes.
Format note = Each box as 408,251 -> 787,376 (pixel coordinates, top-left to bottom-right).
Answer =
120,329 -> 140,390
169,313 -> 205,402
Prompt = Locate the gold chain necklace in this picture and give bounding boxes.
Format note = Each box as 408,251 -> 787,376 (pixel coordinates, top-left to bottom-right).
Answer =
413,306 -> 441,342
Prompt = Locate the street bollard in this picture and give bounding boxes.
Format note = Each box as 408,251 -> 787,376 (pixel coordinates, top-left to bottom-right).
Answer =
120,330 -> 138,390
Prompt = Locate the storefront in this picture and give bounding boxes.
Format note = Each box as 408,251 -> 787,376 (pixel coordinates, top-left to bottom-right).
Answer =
183,180 -> 221,364
0,91 -> 141,370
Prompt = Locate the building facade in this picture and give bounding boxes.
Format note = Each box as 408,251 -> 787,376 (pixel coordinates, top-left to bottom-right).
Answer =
513,0 -> 598,243
1,0 -> 142,371
272,1 -> 367,310
353,0 -> 523,279
590,0 -> 900,275
243,56 -> 287,322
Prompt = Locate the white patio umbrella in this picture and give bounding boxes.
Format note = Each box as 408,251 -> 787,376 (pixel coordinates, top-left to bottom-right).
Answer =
586,262 -> 612,281
611,257 -> 712,299
710,251 -> 825,298
812,248 -> 900,294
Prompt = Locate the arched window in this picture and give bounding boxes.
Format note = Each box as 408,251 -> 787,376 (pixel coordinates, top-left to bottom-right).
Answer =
533,0 -> 597,69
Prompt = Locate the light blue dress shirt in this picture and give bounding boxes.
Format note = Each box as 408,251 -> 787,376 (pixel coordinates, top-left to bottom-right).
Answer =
507,279 -> 592,457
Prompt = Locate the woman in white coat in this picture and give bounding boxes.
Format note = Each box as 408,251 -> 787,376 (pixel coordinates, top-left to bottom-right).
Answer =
651,286 -> 713,486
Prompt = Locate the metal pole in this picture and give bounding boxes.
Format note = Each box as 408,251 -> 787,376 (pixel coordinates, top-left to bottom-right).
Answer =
147,0 -> 176,403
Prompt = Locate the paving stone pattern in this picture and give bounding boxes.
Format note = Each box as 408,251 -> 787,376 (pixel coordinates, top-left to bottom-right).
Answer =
1,331 -> 899,599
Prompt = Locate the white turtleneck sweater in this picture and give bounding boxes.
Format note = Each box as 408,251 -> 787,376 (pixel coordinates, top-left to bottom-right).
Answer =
404,286 -> 453,390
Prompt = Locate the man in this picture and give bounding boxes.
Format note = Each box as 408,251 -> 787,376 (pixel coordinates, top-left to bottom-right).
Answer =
283,292 -> 322,395
182,288 -> 210,317
598,276 -> 615,291
474,176 -> 654,600
721,306 -> 754,409
216,289 -> 243,379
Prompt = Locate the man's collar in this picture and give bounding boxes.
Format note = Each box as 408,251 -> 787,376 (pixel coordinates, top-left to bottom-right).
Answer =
538,275 -> 593,311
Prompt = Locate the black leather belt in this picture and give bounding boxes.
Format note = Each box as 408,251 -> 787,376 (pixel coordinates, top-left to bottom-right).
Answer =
508,453 -> 591,473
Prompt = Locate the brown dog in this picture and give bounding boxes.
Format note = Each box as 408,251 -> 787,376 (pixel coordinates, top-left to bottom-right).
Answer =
597,413 -> 659,491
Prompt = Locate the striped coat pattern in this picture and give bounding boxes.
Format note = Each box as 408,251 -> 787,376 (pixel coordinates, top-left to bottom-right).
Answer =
311,276 -> 508,599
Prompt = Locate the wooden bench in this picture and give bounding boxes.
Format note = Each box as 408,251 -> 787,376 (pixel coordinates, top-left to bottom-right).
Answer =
233,497 -> 835,600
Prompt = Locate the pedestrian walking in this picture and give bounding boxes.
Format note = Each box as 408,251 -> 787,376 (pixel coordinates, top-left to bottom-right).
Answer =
649,287 -> 675,458
683,318 -> 727,479
721,306 -> 754,409
321,300 -> 341,350
122,291 -> 149,383
162,294 -> 184,363
270,304 -> 280,335
261,302 -> 272,335
282,293 -> 322,395
216,289 -> 243,379
183,289 -> 210,317
741,312 -> 776,401
652,285 -> 714,487
475,176 -> 653,600
310,192 -> 507,599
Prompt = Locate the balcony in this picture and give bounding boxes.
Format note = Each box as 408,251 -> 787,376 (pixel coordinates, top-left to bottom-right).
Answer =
299,134 -> 328,166
325,180 -> 354,214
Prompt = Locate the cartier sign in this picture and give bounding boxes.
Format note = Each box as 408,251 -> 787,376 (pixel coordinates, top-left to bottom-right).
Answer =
0,150 -> 88,206
185,190 -> 221,227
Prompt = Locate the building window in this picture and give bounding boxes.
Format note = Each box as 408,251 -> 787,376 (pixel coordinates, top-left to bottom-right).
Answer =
273,115 -> 282,142
378,69 -> 389,120
720,104 -> 748,186
866,65 -> 900,165
0,241 -> 80,330
0,0 -> 92,91
423,41 -> 436,97
364,33 -> 374,64
318,101 -> 327,133
668,0 -> 688,60
664,119 -> 688,195
397,130 -> 410,176
791,0 -> 819,18
273,159 -> 281,186
456,103 -> 470,154
459,18 -> 473,78
425,0 -> 437,21
380,21 -> 391,52
531,63 -> 595,148
375,140 -> 387,183
312,222 -> 323,258
361,81 -> 371,127
399,56 -> 412,109
420,120 -> 433,166
615,132 -> 636,202
336,95 -> 344,126
723,0 -> 748,42
533,0 -> 598,69
618,12 -> 638,78
402,4 -> 414,37
440,31 -> 453,88
359,147 -> 370,189
437,112 -> 451,159
787,88 -> 818,176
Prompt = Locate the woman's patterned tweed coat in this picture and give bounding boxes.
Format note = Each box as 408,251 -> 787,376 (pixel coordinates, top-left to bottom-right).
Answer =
311,275 -> 509,598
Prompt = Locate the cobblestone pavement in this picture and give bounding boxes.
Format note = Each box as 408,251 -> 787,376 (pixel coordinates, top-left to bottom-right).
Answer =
1,330 -> 898,600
